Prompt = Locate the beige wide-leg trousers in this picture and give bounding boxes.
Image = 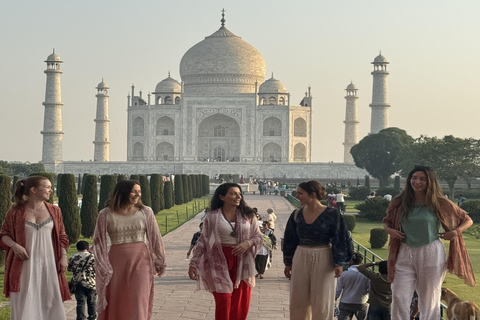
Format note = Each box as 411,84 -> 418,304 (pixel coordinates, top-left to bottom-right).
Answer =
290,246 -> 336,320
391,240 -> 446,320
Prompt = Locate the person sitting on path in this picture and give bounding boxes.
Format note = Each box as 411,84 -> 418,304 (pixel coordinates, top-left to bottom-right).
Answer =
188,183 -> 263,320
357,260 -> 392,320
68,240 -> 96,320
335,253 -> 370,320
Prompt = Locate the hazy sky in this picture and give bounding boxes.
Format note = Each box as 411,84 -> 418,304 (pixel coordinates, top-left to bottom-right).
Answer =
1,0 -> 479,163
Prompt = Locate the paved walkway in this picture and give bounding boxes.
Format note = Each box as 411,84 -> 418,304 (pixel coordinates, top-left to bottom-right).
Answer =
65,194 -> 295,319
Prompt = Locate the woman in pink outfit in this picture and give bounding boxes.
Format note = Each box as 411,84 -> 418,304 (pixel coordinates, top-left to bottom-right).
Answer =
188,183 -> 262,320
93,180 -> 166,320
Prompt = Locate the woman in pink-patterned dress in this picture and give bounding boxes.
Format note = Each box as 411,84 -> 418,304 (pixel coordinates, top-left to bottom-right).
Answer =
188,183 -> 262,320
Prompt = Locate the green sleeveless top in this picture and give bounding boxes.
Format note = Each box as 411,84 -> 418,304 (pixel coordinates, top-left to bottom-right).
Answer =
400,203 -> 440,248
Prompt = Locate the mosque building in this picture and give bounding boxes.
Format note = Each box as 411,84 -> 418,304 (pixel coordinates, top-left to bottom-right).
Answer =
40,13 -> 376,179
126,13 -> 311,164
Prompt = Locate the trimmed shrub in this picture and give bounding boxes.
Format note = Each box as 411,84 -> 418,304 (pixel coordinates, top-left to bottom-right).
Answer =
370,228 -> 388,249
11,175 -> 19,195
174,175 -> 184,205
461,200 -> 480,223
164,181 -> 174,209
326,186 -> 339,195
0,175 -> 12,267
117,174 -> 127,182
364,175 -> 370,190
150,174 -> 164,214
190,175 -> 196,200
394,176 -> 401,191
58,174 -> 81,244
139,175 -> 151,207
30,172 -> 54,203
182,174 -> 190,203
80,174 -> 98,238
375,187 -> 400,198
343,214 -> 356,232
98,175 -> 117,211
355,197 -> 390,222
348,186 -> 370,200
56,173 -> 63,197
130,174 -> 140,182
203,174 -> 210,196
454,189 -> 480,200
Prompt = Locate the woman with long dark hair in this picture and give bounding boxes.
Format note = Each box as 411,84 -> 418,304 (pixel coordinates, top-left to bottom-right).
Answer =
0,176 -> 70,320
383,165 -> 475,319
93,180 -> 166,320
283,180 -> 353,320
188,183 -> 262,320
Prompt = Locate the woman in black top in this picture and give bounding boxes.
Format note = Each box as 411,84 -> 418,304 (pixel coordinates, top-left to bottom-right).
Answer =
283,180 -> 353,320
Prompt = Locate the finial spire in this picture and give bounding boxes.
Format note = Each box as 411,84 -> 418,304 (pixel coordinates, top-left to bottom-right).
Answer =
271,72 -> 274,78
221,8 -> 226,27
168,71 -> 170,77
53,48 -> 55,54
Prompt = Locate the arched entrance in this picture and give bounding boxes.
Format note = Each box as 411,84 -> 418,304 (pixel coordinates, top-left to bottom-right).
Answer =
197,114 -> 240,161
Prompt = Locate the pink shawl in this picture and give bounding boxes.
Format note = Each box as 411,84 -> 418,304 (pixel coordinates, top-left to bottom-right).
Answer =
383,198 -> 475,286
93,206 -> 166,316
189,208 -> 262,293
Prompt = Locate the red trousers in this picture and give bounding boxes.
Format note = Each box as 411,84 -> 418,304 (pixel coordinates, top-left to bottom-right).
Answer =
212,246 -> 251,320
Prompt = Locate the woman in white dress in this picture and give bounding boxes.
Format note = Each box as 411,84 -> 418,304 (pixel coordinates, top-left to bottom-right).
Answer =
0,176 -> 70,320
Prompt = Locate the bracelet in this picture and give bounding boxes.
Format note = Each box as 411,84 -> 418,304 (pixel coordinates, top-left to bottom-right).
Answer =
61,253 -> 67,256
10,242 -> 17,248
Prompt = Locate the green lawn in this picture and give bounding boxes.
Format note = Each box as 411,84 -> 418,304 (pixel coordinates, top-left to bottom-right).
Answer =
351,217 -> 480,305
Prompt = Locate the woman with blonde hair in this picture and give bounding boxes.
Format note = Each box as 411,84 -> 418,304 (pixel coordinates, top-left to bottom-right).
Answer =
262,207 -> 277,231
93,179 -> 166,320
0,176 -> 70,320
383,165 -> 475,319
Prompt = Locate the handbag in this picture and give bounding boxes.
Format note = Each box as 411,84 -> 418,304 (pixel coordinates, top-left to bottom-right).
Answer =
68,253 -> 92,294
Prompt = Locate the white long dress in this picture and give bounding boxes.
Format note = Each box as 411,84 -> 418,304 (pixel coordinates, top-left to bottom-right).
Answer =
10,217 -> 66,320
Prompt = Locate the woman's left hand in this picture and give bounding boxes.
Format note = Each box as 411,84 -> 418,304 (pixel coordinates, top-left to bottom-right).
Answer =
59,255 -> 68,273
232,241 -> 250,256
439,229 -> 458,241
334,266 -> 343,278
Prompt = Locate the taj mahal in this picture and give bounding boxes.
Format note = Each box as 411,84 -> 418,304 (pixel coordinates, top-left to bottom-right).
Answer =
40,12 -> 392,179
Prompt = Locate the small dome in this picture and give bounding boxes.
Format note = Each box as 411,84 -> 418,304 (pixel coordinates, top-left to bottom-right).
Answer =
259,76 -> 286,93
373,54 -> 388,63
346,82 -> 357,90
45,50 -> 62,63
97,80 -> 109,89
155,75 -> 181,93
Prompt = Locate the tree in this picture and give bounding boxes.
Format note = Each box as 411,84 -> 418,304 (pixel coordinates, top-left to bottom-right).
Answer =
190,175 -> 197,199
164,180 -> 174,209
0,175 -> 12,267
399,135 -> 480,198
351,127 -> 414,187
203,174 -> 210,196
98,175 -> 117,211
150,174 -> 164,214
139,175 -> 151,207
77,173 -> 82,195
174,175 -> 184,205
181,174 -> 189,203
130,174 -> 140,182
117,174 -> 127,182
80,174 -> 98,238
58,174 -> 81,243
394,176 -> 401,191
364,175 -> 370,190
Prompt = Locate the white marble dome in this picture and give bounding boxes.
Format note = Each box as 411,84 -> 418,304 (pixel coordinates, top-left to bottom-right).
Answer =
97,80 -> 109,89
346,82 -> 357,90
45,51 -> 62,63
179,26 -> 266,94
155,75 -> 181,93
259,76 -> 286,93
373,54 -> 388,63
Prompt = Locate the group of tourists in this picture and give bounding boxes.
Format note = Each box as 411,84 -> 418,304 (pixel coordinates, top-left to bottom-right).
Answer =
0,164 -> 476,320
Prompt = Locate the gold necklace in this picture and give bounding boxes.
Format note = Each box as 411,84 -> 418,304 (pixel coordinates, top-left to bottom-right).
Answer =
221,209 -> 237,237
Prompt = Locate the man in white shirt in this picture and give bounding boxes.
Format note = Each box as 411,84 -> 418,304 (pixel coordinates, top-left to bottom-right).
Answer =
336,191 -> 346,214
335,253 -> 370,320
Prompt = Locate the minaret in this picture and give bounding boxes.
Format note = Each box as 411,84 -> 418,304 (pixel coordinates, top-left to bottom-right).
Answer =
41,49 -> 64,163
369,53 -> 390,134
93,79 -> 110,161
343,82 -> 359,163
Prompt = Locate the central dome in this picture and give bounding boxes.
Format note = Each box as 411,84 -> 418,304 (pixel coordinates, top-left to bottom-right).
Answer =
179,26 -> 266,94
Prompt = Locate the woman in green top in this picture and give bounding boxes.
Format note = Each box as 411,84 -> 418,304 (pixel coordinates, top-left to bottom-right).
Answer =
383,165 -> 474,320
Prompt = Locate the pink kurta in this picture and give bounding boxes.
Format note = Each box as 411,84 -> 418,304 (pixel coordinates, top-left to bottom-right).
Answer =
190,208 -> 262,293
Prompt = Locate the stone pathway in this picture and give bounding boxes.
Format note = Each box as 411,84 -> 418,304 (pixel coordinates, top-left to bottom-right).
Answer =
65,194 -> 295,319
